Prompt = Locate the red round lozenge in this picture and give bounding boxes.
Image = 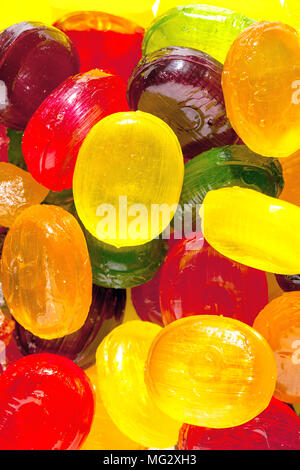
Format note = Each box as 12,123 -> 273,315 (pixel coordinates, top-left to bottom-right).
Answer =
0,353 -> 95,449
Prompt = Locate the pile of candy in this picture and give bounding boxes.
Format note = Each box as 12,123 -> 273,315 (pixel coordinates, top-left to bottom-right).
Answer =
0,0 -> 300,450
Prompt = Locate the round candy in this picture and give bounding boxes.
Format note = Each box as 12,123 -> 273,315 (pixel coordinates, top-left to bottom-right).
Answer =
178,397 -> 300,450
160,233 -> 268,326
222,21 -> 300,158
0,21 -> 80,130
73,111 -> 184,248
0,354 -> 94,450
254,292 -> 300,404
22,70 -> 129,191
96,321 -> 181,448
14,285 -> 125,369
142,5 -> 253,64
127,47 -> 237,160
81,366 -> 144,450
276,274 -> 300,292
145,315 -> 277,428
54,11 -> 144,82
0,162 -> 49,227
279,150 -> 300,206
1,205 -> 92,339
200,187 -> 300,274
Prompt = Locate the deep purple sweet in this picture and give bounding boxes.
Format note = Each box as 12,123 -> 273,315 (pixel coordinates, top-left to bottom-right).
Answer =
127,46 -> 237,160
0,21 -> 80,130
275,274 -> 300,292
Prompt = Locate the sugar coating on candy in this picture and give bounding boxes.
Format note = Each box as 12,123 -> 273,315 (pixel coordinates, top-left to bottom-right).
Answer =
1,205 -> 92,339
0,354 -> 94,450
200,186 -> 300,274
22,70 -> 129,191
0,21 -> 80,130
96,321 -> 181,448
222,21 -> 300,158
145,315 -> 277,428
254,292 -> 300,404
54,10 -> 144,82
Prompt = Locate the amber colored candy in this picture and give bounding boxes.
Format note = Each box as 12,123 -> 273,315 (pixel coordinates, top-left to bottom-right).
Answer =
254,292 -> 300,403
1,205 -> 92,339
279,150 -> 300,206
222,21 -> 300,158
0,310 -> 14,348
145,315 -> 277,428
81,366 -> 144,450
0,162 -> 49,227
96,321 -> 181,448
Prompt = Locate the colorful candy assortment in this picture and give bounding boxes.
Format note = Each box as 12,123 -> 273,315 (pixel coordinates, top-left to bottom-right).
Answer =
0,1 -> 299,451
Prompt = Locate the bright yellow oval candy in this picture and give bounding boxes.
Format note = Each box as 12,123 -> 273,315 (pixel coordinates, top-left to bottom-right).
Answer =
145,315 -> 277,429
96,321 -> 181,448
200,186 -> 300,274
73,111 -> 184,248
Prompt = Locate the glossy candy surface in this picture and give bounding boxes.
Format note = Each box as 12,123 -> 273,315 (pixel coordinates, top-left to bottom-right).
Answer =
178,397 -> 300,450
254,292 -> 300,403
127,47 -> 237,160
0,21 -> 79,130
276,274 -> 300,292
1,205 -> 92,339
200,187 -> 300,274
222,21 -> 300,158
23,70 -> 129,191
160,233 -> 268,326
131,267 -> 164,326
54,11 -> 144,82
14,285 -> 125,369
145,315 -> 277,428
0,354 -> 94,450
0,126 -> 9,163
96,321 -> 181,448
142,5 -> 253,64
73,111 -> 184,248
0,162 -> 49,227
279,150 -> 300,206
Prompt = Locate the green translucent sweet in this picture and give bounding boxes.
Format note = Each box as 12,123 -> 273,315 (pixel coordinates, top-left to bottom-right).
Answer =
142,5 -> 254,64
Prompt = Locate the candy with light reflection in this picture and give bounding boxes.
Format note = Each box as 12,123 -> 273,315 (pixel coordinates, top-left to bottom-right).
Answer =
0,21 -> 79,130
222,21 -> 300,158
128,47 -> 237,160
178,397 -> 300,450
0,354 -> 94,450
96,321 -> 181,448
1,205 -> 92,339
279,150 -> 300,206
54,11 -> 144,82
0,126 -> 9,163
145,315 -> 277,428
200,187 -> 300,274
131,267 -> 164,326
276,274 -> 300,292
142,5 -> 253,64
254,292 -> 300,404
23,70 -> 129,191
73,111 -> 184,248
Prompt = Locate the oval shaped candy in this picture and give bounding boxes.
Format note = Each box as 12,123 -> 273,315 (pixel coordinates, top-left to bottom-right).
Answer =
96,321 -> 181,448
0,354 -> 94,450
73,111 -> 184,248
127,47 -> 237,160
54,10 -> 144,82
1,205 -> 92,339
145,315 -> 277,428
22,70 -> 129,191
142,5 -> 253,64
200,187 -> 300,274
254,292 -> 300,404
0,21 -> 79,130
222,21 -> 300,158
0,162 -> 49,227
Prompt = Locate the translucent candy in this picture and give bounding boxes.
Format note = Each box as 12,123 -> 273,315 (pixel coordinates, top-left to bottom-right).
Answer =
145,315 -> 277,428
279,150 -> 300,206
200,187 -> 300,274
276,274 -> 300,292
96,321 -> 181,448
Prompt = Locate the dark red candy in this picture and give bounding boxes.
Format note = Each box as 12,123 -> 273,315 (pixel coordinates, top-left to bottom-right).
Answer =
127,46 -> 237,161
131,267 -> 164,326
22,70 -> 129,191
54,11 -> 144,83
0,353 -> 94,449
0,22 -> 80,130
275,274 -> 300,292
178,398 -> 300,450
160,232 -> 268,326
